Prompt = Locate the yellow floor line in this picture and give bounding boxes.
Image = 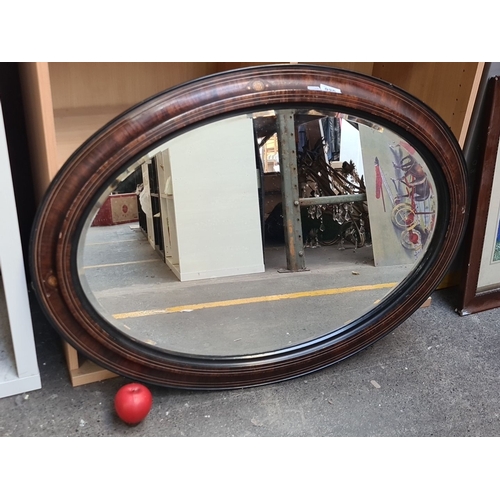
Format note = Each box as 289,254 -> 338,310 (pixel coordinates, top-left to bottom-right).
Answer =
85,239 -> 141,246
112,282 -> 398,320
84,259 -> 159,269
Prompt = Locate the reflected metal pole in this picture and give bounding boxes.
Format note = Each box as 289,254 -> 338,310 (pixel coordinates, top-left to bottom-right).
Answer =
276,110 -> 307,272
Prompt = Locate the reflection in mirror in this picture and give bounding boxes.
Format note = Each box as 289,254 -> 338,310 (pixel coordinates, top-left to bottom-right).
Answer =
77,109 -> 437,357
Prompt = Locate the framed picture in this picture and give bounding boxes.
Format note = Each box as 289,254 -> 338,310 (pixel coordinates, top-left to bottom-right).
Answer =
458,75 -> 500,315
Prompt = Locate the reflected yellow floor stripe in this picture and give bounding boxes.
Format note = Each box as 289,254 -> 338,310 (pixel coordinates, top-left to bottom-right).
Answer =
112,282 -> 398,320
85,239 -> 141,246
84,259 -> 159,269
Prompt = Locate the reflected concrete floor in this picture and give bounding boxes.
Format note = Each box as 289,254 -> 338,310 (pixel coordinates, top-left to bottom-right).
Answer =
80,223 -> 414,356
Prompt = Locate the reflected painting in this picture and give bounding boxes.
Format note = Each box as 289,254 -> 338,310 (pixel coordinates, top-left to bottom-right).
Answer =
494,218 -> 500,262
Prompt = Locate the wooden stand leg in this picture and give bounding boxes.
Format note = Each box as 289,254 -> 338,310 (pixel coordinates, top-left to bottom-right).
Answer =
62,341 -> 118,387
420,296 -> 432,308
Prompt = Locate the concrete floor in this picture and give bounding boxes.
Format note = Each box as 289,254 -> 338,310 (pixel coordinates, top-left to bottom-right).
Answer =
1,225 -> 499,437
0,281 -> 499,437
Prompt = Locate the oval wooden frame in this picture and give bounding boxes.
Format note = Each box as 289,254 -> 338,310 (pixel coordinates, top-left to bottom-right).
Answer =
30,65 -> 468,389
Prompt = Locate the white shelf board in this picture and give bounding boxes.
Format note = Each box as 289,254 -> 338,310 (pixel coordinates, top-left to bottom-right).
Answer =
0,280 -> 40,398
0,100 -> 41,398
0,280 -> 17,382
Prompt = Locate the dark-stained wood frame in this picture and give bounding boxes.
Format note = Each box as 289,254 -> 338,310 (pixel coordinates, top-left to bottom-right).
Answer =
457,76 -> 500,316
30,64 -> 469,389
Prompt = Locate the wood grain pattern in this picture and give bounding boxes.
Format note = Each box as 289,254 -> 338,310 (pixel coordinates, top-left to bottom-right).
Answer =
372,62 -> 482,142
48,62 -> 220,110
21,62 -> 481,210
18,62 -> 59,203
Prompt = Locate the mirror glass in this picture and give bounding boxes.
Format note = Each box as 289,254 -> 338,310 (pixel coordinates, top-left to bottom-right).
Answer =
76,109 -> 437,357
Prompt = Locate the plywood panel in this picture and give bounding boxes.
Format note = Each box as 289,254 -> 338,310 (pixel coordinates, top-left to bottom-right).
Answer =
21,61 -> 482,209
18,62 -> 59,203
49,62 -> 219,110
216,62 -> 374,76
49,63 -> 223,167
216,62 -> 286,72
458,62 -> 485,147
53,105 -> 127,167
300,62 -> 374,75
372,62 -> 482,141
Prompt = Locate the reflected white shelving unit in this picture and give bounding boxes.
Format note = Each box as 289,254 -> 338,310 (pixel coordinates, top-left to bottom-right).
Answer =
155,115 -> 265,282
0,101 -> 41,398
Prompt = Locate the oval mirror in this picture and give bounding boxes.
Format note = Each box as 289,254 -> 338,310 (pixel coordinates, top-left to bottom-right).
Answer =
31,65 -> 468,389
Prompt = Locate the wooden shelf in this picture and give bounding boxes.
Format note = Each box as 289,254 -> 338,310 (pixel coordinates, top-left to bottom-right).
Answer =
20,61 -> 484,203
20,62 -> 224,202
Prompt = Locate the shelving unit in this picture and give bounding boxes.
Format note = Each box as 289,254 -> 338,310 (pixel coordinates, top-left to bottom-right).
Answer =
19,62 -> 484,203
18,62 -> 485,385
0,101 -> 41,398
19,63 -> 222,202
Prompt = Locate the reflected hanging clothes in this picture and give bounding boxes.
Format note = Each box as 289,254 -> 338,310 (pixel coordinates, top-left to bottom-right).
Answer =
297,124 -> 308,153
322,115 -> 341,161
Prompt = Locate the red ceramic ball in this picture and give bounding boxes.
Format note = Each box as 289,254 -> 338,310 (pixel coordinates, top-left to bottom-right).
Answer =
114,383 -> 153,424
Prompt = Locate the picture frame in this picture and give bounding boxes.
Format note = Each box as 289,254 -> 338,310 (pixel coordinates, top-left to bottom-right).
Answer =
458,76 -> 500,315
